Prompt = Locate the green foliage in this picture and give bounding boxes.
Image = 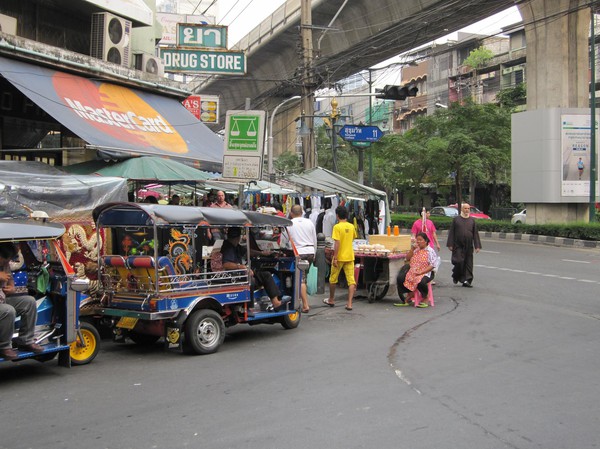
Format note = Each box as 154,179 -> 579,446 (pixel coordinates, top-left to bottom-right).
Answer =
372,99 -> 512,207
495,83 -> 527,108
274,150 -> 303,175
463,46 -> 494,69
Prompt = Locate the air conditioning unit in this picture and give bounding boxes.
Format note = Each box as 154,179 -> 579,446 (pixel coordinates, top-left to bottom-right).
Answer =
90,12 -> 131,66
134,53 -> 165,77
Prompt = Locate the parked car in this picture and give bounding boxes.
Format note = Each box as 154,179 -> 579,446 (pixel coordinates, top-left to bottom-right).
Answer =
448,204 -> 492,220
511,209 -> 527,224
429,206 -> 459,218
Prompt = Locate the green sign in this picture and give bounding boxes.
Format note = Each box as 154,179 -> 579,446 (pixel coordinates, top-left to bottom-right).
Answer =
160,48 -> 246,75
224,110 -> 266,180
176,24 -> 227,49
226,115 -> 260,152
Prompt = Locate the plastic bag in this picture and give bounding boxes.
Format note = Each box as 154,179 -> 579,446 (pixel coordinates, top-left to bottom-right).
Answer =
306,265 -> 318,295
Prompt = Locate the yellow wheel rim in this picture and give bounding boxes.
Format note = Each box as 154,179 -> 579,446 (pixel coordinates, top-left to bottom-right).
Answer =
70,328 -> 97,363
288,311 -> 300,322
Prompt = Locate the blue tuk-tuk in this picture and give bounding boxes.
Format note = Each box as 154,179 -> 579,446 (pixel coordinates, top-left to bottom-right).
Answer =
0,217 -> 99,366
93,202 -> 306,355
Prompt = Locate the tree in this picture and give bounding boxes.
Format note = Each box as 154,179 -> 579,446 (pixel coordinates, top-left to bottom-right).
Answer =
463,46 -> 494,69
274,151 -> 303,176
372,99 -> 512,208
495,83 -> 527,108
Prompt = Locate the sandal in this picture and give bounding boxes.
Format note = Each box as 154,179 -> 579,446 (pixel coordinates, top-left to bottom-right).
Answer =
393,302 -> 410,307
345,306 -> 352,311
322,298 -> 335,307
416,302 -> 429,308
302,309 -> 310,313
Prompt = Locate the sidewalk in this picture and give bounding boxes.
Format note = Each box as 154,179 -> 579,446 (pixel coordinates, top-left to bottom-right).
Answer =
437,231 -> 600,248
406,229 -> 600,249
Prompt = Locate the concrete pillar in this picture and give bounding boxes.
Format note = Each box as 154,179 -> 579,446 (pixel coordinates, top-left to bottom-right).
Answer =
518,0 -> 592,223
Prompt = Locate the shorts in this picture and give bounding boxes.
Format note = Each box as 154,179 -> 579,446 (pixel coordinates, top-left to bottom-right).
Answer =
329,260 -> 356,286
298,254 -> 314,283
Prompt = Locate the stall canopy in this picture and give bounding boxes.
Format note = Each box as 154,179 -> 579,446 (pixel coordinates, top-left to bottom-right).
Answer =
283,167 -> 387,201
0,57 -> 223,172
0,161 -> 128,219
61,156 -> 218,181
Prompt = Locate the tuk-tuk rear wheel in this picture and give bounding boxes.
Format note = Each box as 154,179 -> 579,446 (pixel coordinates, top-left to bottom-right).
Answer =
70,321 -> 100,366
280,310 -> 301,329
184,309 -> 225,355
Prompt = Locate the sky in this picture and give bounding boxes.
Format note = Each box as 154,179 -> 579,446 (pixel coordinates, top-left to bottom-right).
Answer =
214,1 -> 523,49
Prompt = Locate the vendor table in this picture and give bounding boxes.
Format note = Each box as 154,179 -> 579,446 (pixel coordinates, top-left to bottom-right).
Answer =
355,252 -> 407,302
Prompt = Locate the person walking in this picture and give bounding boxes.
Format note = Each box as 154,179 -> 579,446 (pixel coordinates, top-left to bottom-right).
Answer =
446,203 -> 481,287
324,206 -> 357,311
209,191 -> 232,241
410,207 -> 441,252
286,204 -> 317,313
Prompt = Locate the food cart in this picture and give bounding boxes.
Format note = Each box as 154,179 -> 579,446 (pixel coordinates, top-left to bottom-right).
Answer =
355,234 -> 411,302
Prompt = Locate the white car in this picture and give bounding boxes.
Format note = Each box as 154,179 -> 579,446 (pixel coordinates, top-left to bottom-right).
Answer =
511,209 -> 526,224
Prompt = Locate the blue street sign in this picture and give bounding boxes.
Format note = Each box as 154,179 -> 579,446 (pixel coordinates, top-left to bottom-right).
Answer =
338,125 -> 383,142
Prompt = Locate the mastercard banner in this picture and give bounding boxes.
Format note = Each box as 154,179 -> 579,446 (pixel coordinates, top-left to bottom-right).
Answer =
0,57 -> 223,172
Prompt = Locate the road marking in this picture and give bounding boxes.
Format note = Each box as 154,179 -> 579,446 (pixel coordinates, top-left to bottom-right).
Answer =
477,264 -> 600,285
480,250 -> 500,254
562,259 -> 591,264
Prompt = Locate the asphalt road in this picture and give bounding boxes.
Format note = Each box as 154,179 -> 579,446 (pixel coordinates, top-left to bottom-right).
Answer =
1,238 -> 599,449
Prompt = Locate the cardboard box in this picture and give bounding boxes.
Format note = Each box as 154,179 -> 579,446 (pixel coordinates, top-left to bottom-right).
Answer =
367,234 -> 411,252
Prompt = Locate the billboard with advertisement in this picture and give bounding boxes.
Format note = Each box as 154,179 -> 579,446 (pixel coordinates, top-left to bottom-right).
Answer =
156,13 -> 214,45
182,95 -> 219,124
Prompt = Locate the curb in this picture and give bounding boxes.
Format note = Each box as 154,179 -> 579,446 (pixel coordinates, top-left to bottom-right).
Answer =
404,229 -> 600,249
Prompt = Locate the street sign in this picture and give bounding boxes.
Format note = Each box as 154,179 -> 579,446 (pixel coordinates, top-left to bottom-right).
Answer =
223,110 -> 266,180
176,24 -> 227,49
160,48 -> 246,74
352,141 -> 372,148
338,125 -> 383,142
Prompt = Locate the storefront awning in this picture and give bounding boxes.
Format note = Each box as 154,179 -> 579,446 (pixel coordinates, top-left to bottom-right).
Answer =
0,57 -> 223,172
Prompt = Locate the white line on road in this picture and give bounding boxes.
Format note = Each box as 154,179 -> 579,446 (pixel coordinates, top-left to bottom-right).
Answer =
480,250 -> 500,254
477,264 -> 600,285
561,259 -> 591,264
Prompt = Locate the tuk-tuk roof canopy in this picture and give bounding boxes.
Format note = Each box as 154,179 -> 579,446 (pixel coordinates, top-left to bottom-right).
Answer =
93,202 -> 292,228
0,219 -> 65,242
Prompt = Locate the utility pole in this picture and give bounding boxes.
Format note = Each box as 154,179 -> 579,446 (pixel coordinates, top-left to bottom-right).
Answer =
301,0 -> 315,169
590,8 -> 597,221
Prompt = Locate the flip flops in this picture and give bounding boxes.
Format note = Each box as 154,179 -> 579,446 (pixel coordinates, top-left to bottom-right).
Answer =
322,298 -> 335,307
267,295 -> 292,312
393,302 -> 410,307
345,306 -> 352,311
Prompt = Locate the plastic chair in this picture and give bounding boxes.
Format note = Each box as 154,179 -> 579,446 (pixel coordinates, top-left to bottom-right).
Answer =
413,282 -> 434,307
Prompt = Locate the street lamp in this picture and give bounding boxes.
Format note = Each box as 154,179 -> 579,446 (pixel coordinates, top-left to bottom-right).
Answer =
268,95 -> 301,183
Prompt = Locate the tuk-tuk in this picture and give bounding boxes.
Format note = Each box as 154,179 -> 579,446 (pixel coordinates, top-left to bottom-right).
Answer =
0,217 -> 99,366
92,202 -> 306,355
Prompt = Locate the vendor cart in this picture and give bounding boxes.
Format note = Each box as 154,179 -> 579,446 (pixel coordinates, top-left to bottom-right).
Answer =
355,251 -> 407,302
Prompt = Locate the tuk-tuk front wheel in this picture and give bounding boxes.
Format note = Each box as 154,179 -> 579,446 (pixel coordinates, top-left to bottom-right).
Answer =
70,321 -> 100,366
184,309 -> 225,355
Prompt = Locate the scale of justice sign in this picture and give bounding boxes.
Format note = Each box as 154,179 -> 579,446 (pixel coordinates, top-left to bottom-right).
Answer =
223,110 -> 266,180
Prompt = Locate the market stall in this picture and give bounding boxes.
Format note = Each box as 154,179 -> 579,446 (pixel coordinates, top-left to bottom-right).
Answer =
282,167 -> 407,300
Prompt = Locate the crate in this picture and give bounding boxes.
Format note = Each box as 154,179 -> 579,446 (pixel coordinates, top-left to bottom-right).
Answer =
367,235 -> 411,252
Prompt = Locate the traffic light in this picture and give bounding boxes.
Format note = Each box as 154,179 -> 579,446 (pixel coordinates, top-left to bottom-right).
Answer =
375,84 -> 419,100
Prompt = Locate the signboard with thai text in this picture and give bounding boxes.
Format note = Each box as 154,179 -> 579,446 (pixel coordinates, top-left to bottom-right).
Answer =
177,24 -> 227,49
223,110 -> 265,180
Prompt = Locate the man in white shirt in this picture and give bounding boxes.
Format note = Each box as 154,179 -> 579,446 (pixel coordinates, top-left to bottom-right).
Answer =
286,205 -> 317,313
